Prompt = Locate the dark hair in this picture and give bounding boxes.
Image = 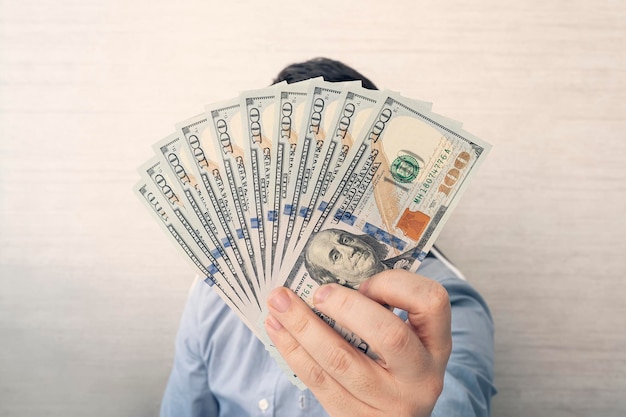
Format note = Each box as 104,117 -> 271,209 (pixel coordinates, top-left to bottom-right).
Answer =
273,57 -> 378,90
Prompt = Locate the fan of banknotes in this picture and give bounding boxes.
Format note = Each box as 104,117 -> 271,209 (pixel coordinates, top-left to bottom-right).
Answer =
134,78 -> 490,388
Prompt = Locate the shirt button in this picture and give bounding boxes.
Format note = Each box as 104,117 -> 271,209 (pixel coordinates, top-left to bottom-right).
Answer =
258,398 -> 269,412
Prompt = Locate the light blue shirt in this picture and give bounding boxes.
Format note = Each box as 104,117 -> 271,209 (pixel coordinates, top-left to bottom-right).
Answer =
161,256 -> 496,416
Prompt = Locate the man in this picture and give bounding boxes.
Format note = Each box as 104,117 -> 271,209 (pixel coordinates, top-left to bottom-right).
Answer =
304,228 -> 416,288
160,58 -> 496,417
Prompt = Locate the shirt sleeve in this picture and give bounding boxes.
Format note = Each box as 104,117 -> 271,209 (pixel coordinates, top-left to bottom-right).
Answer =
160,279 -> 219,417
430,271 -> 497,416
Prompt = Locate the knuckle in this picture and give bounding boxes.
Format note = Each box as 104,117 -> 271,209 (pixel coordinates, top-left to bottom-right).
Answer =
280,335 -> 302,358
305,362 -> 328,386
424,281 -> 450,314
326,346 -> 353,376
381,325 -> 412,355
290,313 -> 311,336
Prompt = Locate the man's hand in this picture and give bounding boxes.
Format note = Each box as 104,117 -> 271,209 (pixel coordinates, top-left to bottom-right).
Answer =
264,269 -> 452,417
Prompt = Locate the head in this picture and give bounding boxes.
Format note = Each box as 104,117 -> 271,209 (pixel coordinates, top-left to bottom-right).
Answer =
273,57 -> 377,90
303,229 -> 388,288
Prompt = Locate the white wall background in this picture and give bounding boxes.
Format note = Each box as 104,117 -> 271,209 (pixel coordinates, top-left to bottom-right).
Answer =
1,0 -> 625,416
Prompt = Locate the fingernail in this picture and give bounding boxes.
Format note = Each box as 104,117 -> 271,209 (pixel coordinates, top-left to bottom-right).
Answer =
265,314 -> 283,331
268,288 -> 291,313
358,279 -> 371,293
313,285 -> 332,305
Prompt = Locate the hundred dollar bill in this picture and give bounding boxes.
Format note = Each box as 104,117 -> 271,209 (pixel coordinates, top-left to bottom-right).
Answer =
280,80 -> 358,264
269,79 -> 316,273
285,90 -> 441,257
139,156 -> 257,314
276,92 -> 490,357
240,86 -> 281,287
205,99 -> 266,294
153,133 -> 260,309
284,85 -> 383,259
134,180 -> 259,331
402,95 -> 464,132
176,113 -> 263,304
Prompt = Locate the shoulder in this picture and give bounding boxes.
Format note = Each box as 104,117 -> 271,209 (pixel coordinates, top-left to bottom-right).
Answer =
186,278 -> 256,356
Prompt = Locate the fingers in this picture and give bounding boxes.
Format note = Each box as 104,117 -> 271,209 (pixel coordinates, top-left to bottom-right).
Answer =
264,287 -> 389,406
312,270 -> 451,372
264,275 -> 450,417
264,313 -> 371,417
264,311 -> 344,395
310,282 -> 426,378
357,270 -> 452,365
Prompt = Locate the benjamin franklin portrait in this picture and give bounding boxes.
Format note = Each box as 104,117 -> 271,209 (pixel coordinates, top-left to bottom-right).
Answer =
303,228 -> 416,289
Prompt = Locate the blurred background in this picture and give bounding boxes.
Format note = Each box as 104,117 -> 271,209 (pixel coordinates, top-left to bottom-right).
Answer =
1,0 -> 624,416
